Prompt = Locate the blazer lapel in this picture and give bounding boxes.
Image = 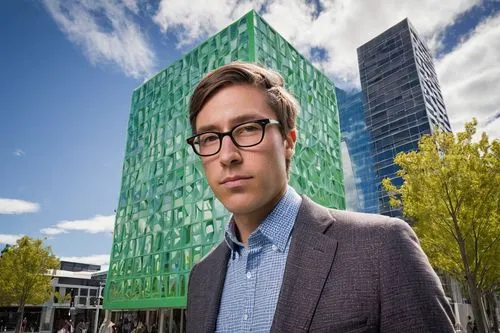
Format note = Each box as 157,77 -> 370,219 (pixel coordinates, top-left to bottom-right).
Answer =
271,196 -> 338,332
200,243 -> 230,332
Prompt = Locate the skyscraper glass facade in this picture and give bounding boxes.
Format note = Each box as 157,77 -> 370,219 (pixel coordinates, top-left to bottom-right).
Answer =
357,18 -> 451,217
104,10 -> 344,309
336,88 -> 378,214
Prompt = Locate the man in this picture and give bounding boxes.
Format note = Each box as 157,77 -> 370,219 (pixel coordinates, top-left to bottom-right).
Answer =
75,321 -> 85,333
466,316 -> 473,333
20,318 -> 28,333
185,62 -> 454,332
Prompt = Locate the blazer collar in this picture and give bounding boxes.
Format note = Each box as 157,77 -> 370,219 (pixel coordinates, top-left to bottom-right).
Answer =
271,195 -> 338,332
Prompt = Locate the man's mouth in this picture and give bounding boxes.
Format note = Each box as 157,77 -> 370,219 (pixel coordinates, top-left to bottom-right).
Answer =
220,176 -> 253,186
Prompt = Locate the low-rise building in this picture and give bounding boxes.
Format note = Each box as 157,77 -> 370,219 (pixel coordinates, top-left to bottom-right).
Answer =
0,261 -> 106,333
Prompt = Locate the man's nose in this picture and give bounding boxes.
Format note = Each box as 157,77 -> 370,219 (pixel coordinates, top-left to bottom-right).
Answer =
218,135 -> 242,166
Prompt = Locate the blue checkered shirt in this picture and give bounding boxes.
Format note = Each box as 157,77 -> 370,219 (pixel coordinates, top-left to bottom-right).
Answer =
215,186 -> 302,333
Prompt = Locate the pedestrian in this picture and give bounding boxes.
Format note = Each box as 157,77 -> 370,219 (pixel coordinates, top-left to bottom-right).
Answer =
185,62 -> 456,332
81,322 -> 88,333
466,316 -> 474,333
20,317 -> 27,333
75,321 -> 83,333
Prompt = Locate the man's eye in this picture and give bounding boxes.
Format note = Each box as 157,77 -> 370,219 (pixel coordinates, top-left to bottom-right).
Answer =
238,124 -> 260,133
200,135 -> 218,144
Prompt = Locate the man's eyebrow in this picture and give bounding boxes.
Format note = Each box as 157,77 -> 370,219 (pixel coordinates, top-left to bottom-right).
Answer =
196,114 -> 266,134
196,123 -> 219,134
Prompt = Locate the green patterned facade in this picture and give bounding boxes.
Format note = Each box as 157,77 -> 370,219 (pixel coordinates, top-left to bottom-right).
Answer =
105,10 -> 344,309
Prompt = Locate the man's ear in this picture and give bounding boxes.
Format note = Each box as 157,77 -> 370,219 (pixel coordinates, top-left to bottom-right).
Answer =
285,128 -> 297,159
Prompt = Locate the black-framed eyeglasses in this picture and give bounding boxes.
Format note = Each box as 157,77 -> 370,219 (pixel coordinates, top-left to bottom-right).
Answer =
186,118 -> 281,156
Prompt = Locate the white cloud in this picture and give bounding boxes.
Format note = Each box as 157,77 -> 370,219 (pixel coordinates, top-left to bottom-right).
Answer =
40,214 -> 115,236
122,0 -> 139,15
40,227 -> 68,236
0,198 -> 40,215
13,149 -> 26,157
51,214 -> 116,234
153,0 -> 266,48
0,234 -> 24,245
60,254 -> 110,269
152,0 -> 480,89
436,13 -> 500,139
43,0 -> 156,79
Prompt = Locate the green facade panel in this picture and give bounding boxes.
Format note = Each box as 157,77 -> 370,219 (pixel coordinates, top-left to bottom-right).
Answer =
105,10 -> 344,310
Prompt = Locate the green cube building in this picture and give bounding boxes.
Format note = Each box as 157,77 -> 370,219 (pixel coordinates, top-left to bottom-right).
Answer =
105,10 -> 344,310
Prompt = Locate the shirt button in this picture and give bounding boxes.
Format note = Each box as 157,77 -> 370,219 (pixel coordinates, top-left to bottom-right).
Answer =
272,245 -> 278,252
246,271 -> 252,279
244,314 -> 248,320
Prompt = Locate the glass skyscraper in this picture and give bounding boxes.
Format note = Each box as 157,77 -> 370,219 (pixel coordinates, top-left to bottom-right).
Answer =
357,18 -> 451,217
336,88 -> 378,214
105,10 -> 344,310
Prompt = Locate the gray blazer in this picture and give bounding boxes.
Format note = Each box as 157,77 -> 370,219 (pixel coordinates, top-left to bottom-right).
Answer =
187,196 -> 455,332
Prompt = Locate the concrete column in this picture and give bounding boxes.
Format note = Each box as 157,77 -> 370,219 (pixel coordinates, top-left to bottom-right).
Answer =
168,309 -> 173,333
179,310 -> 184,333
40,305 -> 55,333
158,309 -> 165,333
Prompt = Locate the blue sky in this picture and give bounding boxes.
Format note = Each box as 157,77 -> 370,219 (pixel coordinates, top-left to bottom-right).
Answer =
1,0 -> 498,268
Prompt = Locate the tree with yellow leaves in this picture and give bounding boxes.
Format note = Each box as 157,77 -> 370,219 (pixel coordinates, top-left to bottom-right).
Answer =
383,119 -> 499,333
0,237 -> 60,333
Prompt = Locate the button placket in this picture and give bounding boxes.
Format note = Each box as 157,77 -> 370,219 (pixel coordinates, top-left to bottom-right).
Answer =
242,243 -> 259,331
240,247 -> 252,331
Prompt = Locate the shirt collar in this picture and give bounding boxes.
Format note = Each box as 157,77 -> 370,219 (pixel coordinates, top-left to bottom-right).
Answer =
224,186 -> 302,252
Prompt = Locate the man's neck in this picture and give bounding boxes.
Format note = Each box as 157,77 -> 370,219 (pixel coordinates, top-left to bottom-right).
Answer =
232,186 -> 287,245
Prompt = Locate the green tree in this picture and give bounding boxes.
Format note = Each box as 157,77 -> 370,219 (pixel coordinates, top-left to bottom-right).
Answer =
383,119 -> 500,333
53,291 -> 72,304
0,236 -> 60,333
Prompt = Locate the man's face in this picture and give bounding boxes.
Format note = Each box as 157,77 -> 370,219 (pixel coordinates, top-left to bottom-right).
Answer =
195,84 -> 296,216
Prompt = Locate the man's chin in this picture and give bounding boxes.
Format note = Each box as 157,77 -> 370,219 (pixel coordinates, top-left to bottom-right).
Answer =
218,195 -> 257,215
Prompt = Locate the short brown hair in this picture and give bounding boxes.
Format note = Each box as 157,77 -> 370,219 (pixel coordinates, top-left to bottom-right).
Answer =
189,62 -> 299,137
